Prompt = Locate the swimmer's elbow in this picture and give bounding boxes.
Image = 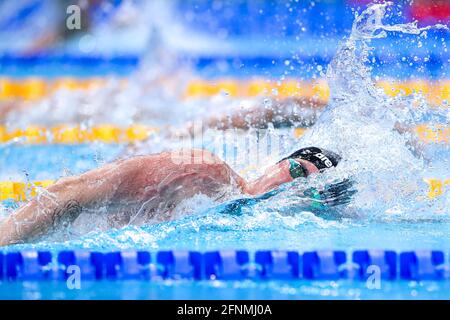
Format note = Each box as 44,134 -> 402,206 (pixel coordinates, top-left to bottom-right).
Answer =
47,176 -> 82,192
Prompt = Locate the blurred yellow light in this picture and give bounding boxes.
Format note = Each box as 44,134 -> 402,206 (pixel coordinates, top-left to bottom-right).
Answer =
24,125 -> 48,144
247,80 -> 272,96
91,125 -> 122,143
21,78 -> 47,100
51,125 -> 86,144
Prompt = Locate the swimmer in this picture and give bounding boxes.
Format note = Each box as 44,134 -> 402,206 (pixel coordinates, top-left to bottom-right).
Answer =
0,147 -> 351,246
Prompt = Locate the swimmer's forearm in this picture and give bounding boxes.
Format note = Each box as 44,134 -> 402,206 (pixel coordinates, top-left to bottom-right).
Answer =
242,161 -> 292,196
207,97 -> 324,130
0,197 -> 82,246
0,166 -> 120,246
0,179 -> 87,246
0,158 -> 136,246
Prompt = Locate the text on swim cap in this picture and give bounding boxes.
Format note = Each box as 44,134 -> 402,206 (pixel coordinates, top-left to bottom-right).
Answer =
315,153 -> 333,168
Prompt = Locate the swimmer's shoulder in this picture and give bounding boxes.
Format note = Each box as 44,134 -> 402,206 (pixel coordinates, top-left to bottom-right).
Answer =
152,149 -> 226,166
114,150 -> 227,175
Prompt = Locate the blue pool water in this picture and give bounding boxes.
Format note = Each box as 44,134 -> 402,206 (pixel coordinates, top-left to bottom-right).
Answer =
2,279 -> 450,300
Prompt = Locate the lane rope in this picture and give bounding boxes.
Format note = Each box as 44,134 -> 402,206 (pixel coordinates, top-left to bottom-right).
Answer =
0,178 -> 448,202
0,249 -> 449,281
0,124 -> 159,144
1,77 -> 450,106
0,124 -> 447,144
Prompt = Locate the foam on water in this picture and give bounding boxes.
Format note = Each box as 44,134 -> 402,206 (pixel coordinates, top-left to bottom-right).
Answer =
156,2 -> 450,229
256,2 -> 450,221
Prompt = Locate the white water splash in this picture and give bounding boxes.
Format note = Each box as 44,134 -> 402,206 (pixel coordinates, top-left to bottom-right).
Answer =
285,2 -> 449,219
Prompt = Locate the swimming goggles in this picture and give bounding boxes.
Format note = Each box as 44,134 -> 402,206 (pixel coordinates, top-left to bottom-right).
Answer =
288,159 -> 307,179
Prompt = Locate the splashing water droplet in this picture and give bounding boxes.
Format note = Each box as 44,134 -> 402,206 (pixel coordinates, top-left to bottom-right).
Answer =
296,1 -> 450,219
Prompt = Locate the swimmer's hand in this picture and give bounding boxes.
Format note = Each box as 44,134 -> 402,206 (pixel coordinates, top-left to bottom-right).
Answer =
218,188 -> 282,216
303,179 -> 357,210
217,180 -> 356,216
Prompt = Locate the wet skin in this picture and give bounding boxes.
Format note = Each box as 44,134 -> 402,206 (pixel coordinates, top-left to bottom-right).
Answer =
0,149 -> 318,246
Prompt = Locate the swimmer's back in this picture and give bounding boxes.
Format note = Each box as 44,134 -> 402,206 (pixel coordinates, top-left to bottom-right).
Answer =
97,149 -> 238,205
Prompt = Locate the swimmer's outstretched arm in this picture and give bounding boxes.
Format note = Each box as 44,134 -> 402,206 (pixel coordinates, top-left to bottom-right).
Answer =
0,160 -> 130,246
214,97 -> 324,129
239,160 -> 295,196
0,150 -> 296,246
184,97 -> 325,132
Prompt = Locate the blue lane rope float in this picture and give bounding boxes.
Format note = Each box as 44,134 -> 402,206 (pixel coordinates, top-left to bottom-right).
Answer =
0,249 -> 449,282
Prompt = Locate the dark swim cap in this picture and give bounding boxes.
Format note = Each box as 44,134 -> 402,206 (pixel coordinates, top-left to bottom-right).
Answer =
280,147 -> 341,171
